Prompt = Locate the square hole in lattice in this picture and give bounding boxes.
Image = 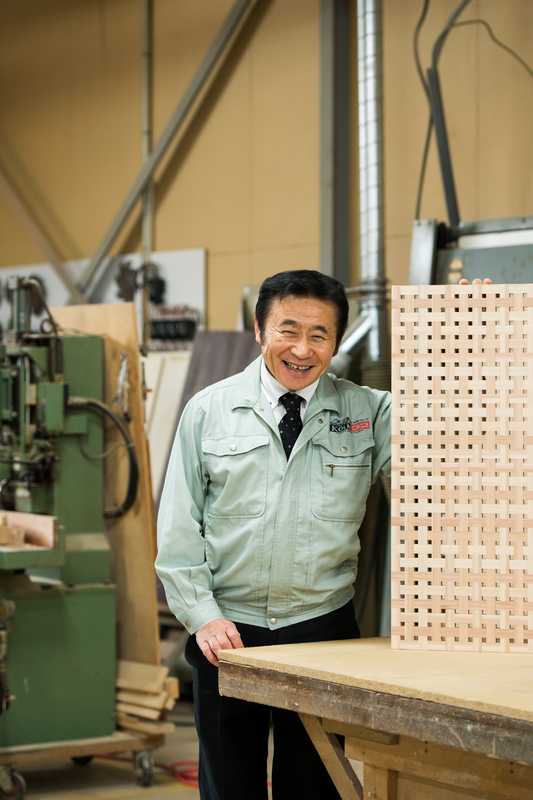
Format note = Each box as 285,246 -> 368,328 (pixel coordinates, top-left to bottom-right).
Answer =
391,284 -> 533,654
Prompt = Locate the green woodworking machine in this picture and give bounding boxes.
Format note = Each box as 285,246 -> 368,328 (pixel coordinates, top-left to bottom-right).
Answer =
0,277 -> 138,749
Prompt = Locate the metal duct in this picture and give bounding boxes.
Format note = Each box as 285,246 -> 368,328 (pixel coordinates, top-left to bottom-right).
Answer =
340,0 -> 390,640
357,0 -> 384,287
333,0 -> 387,381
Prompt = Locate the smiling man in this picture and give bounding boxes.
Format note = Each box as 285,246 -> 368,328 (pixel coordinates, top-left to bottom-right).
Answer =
156,270 -> 391,800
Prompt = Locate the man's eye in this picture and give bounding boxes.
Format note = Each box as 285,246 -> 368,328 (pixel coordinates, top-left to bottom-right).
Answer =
312,336 -> 326,343
280,330 -> 297,336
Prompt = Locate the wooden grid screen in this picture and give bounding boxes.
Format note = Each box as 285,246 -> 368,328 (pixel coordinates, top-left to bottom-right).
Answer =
391,284 -> 533,652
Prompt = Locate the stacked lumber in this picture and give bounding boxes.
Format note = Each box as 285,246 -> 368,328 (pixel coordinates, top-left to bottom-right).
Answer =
116,660 -> 179,735
0,512 -> 56,549
0,519 -> 26,547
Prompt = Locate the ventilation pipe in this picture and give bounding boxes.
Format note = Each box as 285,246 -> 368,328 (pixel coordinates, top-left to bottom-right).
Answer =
333,0 -> 391,640
333,0 -> 389,391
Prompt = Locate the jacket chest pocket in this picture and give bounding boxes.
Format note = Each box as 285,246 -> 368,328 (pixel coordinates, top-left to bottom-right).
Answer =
311,436 -> 374,522
202,434 -> 270,518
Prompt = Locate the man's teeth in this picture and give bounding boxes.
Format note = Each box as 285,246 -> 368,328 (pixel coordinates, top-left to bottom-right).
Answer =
284,361 -> 311,372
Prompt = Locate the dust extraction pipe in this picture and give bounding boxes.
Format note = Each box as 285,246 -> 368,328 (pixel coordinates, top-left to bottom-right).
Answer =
334,0 -> 389,388
358,0 -> 384,288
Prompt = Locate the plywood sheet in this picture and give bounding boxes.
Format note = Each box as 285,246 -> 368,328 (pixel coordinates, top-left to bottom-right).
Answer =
144,350 -> 191,501
52,303 -> 159,665
218,638 -> 533,724
391,284 -> 533,653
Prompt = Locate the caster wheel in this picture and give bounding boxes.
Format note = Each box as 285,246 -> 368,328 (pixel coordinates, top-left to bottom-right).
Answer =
1,770 -> 26,799
135,750 -> 155,787
72,756 -> 93,767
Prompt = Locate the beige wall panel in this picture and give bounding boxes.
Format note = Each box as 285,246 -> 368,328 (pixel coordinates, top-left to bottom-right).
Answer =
384,0 -> 479,242
251,244 -> 319,285
0,195 -> 41,266
152,1 -> 251,255
384,0 -> 533,285
386,235 -> 411,289
0,0 -> 141,263
208,244 -> 319,329
207,251 -> 252,330
0,1 -> 322,329
250,0 -> 320,251
477,0 -> 533,219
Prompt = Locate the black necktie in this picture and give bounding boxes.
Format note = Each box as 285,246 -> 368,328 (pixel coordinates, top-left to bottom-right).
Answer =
278,392 -> 303,459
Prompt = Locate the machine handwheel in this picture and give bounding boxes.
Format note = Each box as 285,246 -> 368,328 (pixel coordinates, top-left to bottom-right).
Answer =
1,770 -> 26,799
135,751 -> 155,787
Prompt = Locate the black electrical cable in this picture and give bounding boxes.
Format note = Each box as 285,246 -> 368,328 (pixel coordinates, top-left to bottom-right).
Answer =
453,19 -> 533,81
67,397 -> 139,519
413,0 -> 472,219
413,0 -> 533,219
431,0 -> 472,70
21,351 -> 43,381
413,0 -> 431,98
415,7 -> 533,219
413,0 -> 432,218
20,278 -> 61,336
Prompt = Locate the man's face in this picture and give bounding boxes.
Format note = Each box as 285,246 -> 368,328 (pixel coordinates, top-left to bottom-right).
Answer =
254,295 -> 338,391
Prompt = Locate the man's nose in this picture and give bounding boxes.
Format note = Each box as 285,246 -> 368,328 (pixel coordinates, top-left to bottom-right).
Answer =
290,337 -> 311,358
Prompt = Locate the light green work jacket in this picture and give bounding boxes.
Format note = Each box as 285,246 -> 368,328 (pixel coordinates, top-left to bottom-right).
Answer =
156,356 -> 391,634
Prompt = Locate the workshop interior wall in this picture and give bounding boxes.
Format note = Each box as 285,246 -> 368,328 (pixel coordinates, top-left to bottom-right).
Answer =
1,1 -> 533,327
384,0 -> 533,286
0,0 -> 321,328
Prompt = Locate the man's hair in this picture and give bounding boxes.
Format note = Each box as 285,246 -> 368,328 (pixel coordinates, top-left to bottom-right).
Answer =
255,269 -> 349,349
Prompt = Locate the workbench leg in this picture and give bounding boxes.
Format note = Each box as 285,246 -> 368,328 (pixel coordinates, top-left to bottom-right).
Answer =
363,764 -> 398,800
299,713 -> 363,800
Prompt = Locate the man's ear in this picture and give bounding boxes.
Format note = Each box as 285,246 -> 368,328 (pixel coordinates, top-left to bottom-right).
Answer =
254,317 -> 262,345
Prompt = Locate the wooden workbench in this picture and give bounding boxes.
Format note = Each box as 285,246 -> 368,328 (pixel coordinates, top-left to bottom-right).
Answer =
218,638 -> 533,799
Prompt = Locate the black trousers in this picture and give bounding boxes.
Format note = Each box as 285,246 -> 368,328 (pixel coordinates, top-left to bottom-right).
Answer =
185,602 -> 360,800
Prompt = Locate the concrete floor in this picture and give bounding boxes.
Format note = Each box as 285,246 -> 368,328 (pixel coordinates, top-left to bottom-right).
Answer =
17,701 -> 200,800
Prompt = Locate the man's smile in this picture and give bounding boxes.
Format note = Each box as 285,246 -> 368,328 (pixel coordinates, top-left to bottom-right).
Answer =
282,360 -> 313,372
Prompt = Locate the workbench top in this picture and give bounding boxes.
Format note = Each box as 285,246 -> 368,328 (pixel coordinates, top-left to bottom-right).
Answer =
219,637 -> 533,794
219,637 -> 533,723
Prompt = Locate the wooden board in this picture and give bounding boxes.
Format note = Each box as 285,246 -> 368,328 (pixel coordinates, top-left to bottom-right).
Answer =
347,733 -> 533,800
219,638 -> 533,724
53,303 -> 159,665
219,640 -> 533,768
116,689 -> 168,710
116,701 -> 161,721
116,660 -> 168,694
165,677 -> 179,699
0,511 -> 57,549
391,284 -> 533,653
0,731 -> 164,767
116,713 -> 175,736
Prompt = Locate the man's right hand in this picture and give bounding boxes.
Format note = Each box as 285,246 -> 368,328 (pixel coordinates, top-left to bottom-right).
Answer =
195,617 -> 244,667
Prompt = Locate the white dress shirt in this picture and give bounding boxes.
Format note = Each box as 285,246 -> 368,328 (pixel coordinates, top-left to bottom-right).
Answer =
260,359 -> 319,424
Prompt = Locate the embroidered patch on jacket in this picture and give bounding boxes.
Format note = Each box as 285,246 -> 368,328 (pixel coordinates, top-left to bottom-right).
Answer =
329,416 -> 371,433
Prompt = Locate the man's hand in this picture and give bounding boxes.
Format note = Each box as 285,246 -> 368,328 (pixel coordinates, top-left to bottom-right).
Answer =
195,617 -> 244,667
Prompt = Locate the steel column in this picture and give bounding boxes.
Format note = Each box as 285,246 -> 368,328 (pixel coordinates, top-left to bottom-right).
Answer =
141,0 -> 155,259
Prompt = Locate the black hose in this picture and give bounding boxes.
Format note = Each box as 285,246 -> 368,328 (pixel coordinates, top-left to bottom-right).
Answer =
67,397 -> 139,519
20,277 -> 60,336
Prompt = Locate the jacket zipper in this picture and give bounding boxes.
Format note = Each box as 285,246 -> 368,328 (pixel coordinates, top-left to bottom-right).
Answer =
326,463 -> 363,477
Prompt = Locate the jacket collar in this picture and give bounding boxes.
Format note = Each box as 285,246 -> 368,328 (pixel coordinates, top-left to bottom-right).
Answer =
231,356 -> 341,416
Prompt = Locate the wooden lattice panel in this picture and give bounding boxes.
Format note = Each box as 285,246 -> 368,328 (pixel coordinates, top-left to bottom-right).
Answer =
391,284 -> 533,652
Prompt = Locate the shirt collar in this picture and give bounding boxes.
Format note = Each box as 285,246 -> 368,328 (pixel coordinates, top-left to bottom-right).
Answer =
260,358 -> 319,410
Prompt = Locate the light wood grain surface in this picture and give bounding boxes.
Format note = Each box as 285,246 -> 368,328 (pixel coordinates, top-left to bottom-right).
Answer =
391,284 -> 533,653
219,637 -> 533,723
